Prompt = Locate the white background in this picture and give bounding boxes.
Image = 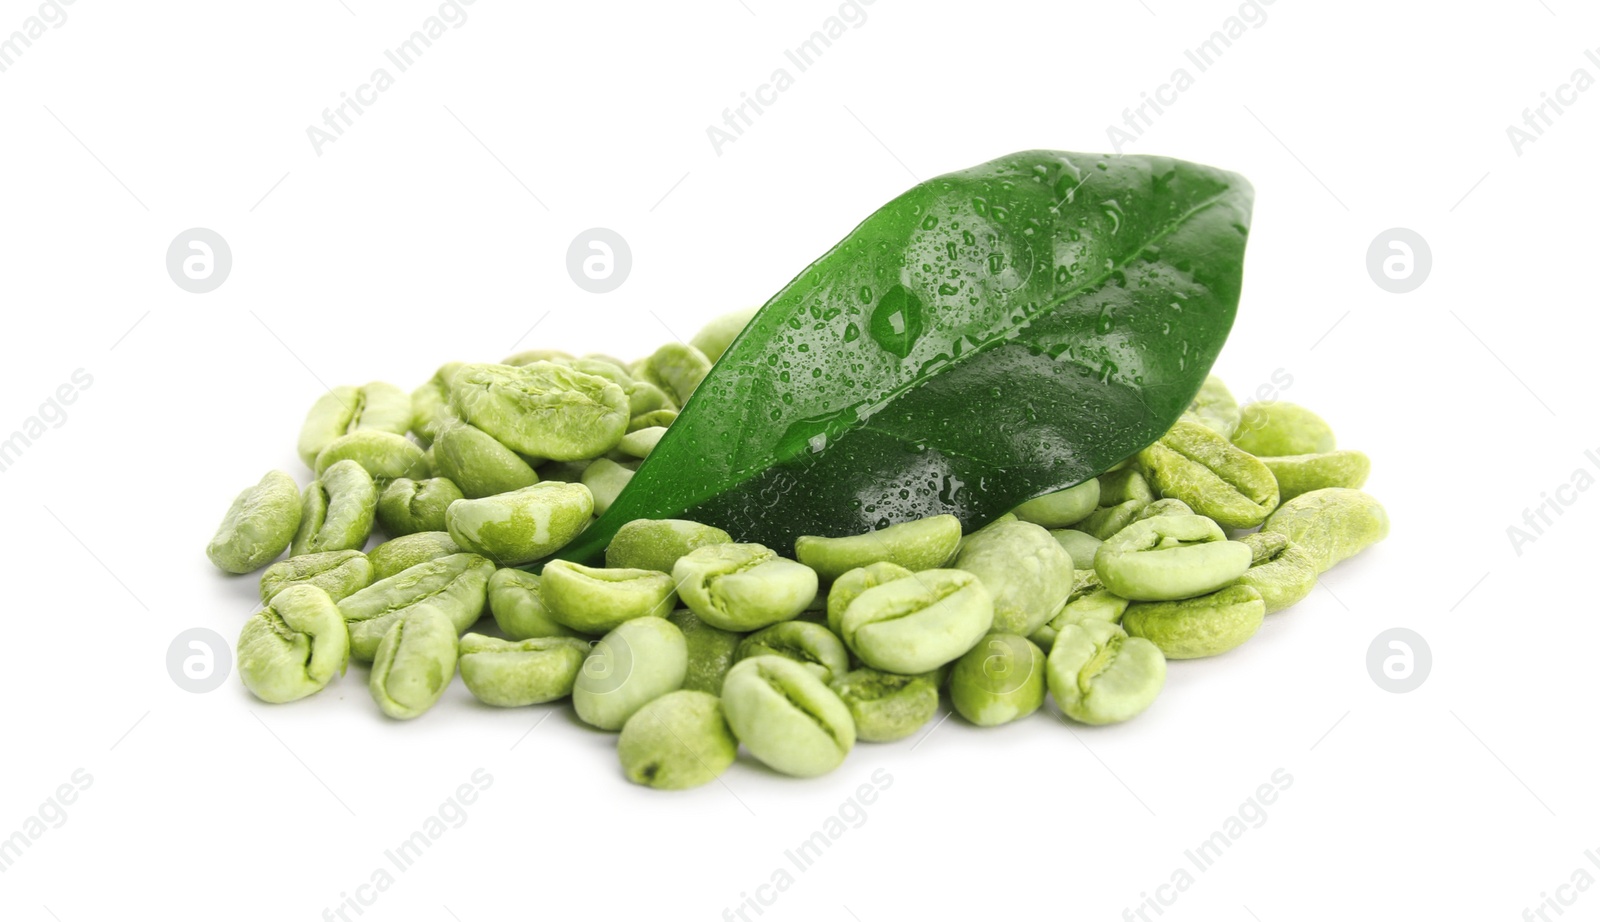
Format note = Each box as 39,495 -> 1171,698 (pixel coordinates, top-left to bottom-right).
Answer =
1,1 -> 1594,920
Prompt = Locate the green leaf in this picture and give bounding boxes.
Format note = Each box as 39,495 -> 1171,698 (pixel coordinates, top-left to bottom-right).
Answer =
558,150 -> 1253,564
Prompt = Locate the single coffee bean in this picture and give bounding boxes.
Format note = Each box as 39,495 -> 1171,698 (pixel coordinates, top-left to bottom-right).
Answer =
430,422 -> 539,499
1232,401 -> 1336,457
451,361 -> 629,461
1260,487 -> 1388,574
828,668 -> 939,742
445,481 -> 594,566
1047,619 -> 1166,725
1134,498 -> 1195,521
721,656 -> 855,777
735,621 -> 850,684
259,549 -> 372,604
1075,499 -> 1148,541
1093,514 -> 1252,601
688,306 -> 758,363
367,531 -> 462,581
794,514 -> 961,581
290,459 -> 377,557
237,585 -> 349,703
296,382 -> 414,468
1234,532 -> 1318,614
1097,468 -> 1155,507
617,690 -> 739,790
581,458 -> 635,517
206,471 -> 304,574
377,477 -> 464,536
1048,529 -> 1102,570
1184,375 -> 1241,438
666,608 -> 743,695
606,518 -> 733,573
635,343 -> 712,407
1011,480 -> 1100,529
409,363 -> 463,446
457,633 -> 589,707
825,561 -> 914,636
839,569 -> 995,674
1259,451 -> 1371,503
314,430 -> 430,483
487,568 -> 581,640
1122,584 -> 1265,659
573,616 -> 688,731
1136,418 -> 1280,529
949,633 -> 1047,727
540,560 -> 678,633
615,426 -> 666,460
339,552 -> 493,661
624,381 -> 676,419
952,520 -> 1075,635
672,543 -> 818,632
368,604 -> 459,720
1029,569 -> 1129,650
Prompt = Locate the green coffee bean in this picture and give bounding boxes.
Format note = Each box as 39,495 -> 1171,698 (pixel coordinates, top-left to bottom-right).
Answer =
951,521 -> 1075,635
540,560 -> 678,633
828,669 -> 939,743
259,549 -> 373,604
666,608 -> 743,695
721,656 -> 855,778
825,561 -> 914,635
1093,515 -> 1252,602
1123,585 -> 1265,659
1049,529 -> 1102,570
314,430 -> 430,483
793,514 -> 961,581
430,422 -> 539,498
672,543 -> 818,632
1259,451 -> 1371,503
1029,570 -> 1129,650
1011,480 -> 1100,528
1047,620 -> 1166,725
409,363 -> 462,445
1136,418 -> 1280,529
368,605 -> 459,720
615,426 -> 666,460
572,617 -> 688,731
1134,498 -> 1195,521
581,458 -> 634,517
376,477 -> 464,536
450,361 -> 629,461
624,381 -> 675,419
206,471 -> 304,574
606,518 -> 733,573
565,357 -> 635,390
1097,468 -> 1154,507
339,552 -> 493,661
1184,375 -> 1241,438
457,633 -> 589,706
636,343 -> 712,407
290,459 -> 377,557
1234,532 -> 1318,614
237,585 -> 349,703
617,690 -> 738,790
1075,499 -> 1147,541
487,568 -> 581,640
949,633 -> 1047,727
1261,487 -> 1388,574
688,306 -> 758,363
1233,402 -> 1335,456
368,531 -> 462,581
736,621 -> 849,683
629,408 -> 679,431
445,481 -> 594,566
839,569 -> 995,674
296,382 -> 413,468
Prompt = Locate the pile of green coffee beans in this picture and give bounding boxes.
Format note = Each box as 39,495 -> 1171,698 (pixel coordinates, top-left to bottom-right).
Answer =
206,308 -> 1387,789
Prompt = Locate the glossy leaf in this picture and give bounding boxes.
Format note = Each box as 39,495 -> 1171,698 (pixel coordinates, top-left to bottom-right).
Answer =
558,151 -> 1253,563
